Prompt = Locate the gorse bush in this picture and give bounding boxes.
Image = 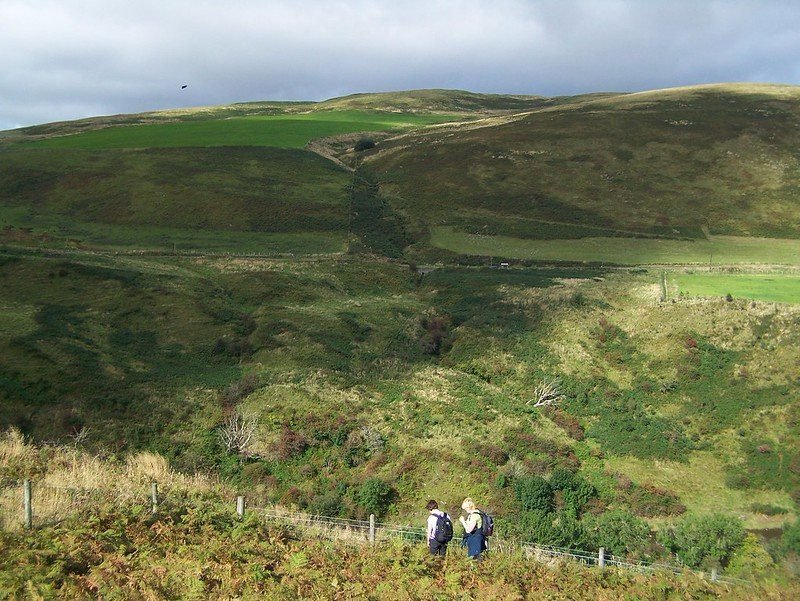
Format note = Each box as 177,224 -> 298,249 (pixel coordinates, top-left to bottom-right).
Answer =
356,477 -> 394,517
658,513 -> 746,569
514,476 -> 553,513
548,468 -> 597,515
584,510 -> 652,560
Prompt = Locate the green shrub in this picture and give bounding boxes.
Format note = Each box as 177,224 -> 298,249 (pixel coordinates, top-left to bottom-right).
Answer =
657,514 -> 745,569
586,406 -> 691,461
307,490 -> 345,516
782,520 -> 800,556
726,533 -> 774,578
549,468 -> 597,515
514,476 -> 554,513
584,510 -> 652,560
749,502 -> 789,516
356,478 -> 394,517
548,467 -> 577,491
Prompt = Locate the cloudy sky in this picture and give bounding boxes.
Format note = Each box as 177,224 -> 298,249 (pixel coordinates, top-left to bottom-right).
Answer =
2,0 -> 800,130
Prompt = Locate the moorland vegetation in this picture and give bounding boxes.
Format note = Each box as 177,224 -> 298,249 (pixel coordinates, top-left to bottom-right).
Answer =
1,84 -> 800,596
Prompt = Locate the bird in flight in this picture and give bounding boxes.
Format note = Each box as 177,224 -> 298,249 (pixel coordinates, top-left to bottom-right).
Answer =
181,84 -> 188,89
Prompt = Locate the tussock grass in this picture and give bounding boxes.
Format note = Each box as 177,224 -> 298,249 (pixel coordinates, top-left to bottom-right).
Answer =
0,429 -> 224,531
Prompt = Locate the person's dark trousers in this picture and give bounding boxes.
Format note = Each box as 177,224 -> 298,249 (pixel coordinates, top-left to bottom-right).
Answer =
429,539 -> 447,555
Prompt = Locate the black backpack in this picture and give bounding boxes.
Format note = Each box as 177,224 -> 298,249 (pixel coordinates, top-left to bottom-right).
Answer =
478,510 -> 494,537
434,512 -> 454,543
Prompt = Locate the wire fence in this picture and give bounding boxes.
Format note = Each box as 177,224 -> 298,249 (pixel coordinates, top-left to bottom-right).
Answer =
248,502 -> 749,587
8,480 -> 749,587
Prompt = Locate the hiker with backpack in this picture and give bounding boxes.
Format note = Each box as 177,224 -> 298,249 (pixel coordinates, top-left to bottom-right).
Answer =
425,500 -> 453,555
459,497 -> 492,560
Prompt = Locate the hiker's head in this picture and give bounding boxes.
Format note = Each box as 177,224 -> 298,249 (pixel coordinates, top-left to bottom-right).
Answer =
426,500 -> 438,511
461,498 -> 476,511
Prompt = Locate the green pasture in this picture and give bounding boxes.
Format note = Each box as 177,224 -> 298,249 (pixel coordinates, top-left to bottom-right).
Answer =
430,226 -> 800,266
17,111 -> 457,150
674,272 -> 800,304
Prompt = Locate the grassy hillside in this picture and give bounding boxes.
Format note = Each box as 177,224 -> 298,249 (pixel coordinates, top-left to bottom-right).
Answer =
2,247 -> 798,531
2,432 -> 798,599
428,227 -> 800,266
316,88 -> 548,112
0,146 -> 352,252
2,85 -> 800,590
4,84 -> 800,255
367,83 -> 800,242
14,111 -> 459,151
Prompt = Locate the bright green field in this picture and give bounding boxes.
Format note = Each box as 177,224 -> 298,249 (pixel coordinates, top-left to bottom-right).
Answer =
430,226 -> 800,266
674,272 -> 800,304
19,111 -> 458,150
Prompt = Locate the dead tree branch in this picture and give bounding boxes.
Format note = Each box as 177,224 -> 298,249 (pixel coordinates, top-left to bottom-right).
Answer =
527,379 -> 565,407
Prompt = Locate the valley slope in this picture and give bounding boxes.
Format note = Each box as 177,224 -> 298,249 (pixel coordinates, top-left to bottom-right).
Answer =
1,85 -> 799,588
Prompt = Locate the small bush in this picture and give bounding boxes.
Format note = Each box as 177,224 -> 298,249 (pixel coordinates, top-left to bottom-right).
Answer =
622,484 -> 686,517
750,503 -> 788,516
658,513 -> 745,569
782,520 -> 800,556
356,478 -> 394,517
726,533 -> 774,578
219,372 -> 261,406
354,137 -> 376,152
212,336 -> 254,359
418,313 -> 451,355
584,510 -> 652,560
307,489 -> 345,516
514,476 -> 554,513
543,408 -> 585,441
272,425 -> 309,461
472,442 -> 509,466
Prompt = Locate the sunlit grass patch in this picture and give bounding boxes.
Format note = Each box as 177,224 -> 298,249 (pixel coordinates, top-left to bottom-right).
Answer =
605,451 -> 795,529
674,272 -> 800,304
19,111 -> 459,150
0,301 -> 37,337
430,227 -> 800,266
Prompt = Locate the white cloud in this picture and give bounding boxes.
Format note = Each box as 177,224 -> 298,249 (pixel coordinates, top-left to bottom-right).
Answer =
1,0 -> 800,129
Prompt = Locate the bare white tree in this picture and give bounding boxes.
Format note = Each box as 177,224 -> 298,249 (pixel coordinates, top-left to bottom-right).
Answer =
218,409 -> 259,457
527,378 -> 565,407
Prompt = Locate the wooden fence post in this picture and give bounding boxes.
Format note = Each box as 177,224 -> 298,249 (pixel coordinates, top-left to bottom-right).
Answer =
236,496 -> 245,519
23,479 -> 32,529
598,547 -> 605,568
151,482 -> 159,515
369,514 -> 375,544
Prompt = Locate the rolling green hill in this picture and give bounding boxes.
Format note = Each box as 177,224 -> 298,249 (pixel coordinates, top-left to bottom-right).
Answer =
367,83 -> 800,243
0,146 -> 352,252
2,86 -> 800,590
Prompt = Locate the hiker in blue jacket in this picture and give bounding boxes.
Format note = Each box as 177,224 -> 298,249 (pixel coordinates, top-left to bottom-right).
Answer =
459,497 -> 486,560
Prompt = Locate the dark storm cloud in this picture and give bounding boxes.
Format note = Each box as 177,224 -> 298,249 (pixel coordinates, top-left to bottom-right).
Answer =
2,0 -> 800,130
